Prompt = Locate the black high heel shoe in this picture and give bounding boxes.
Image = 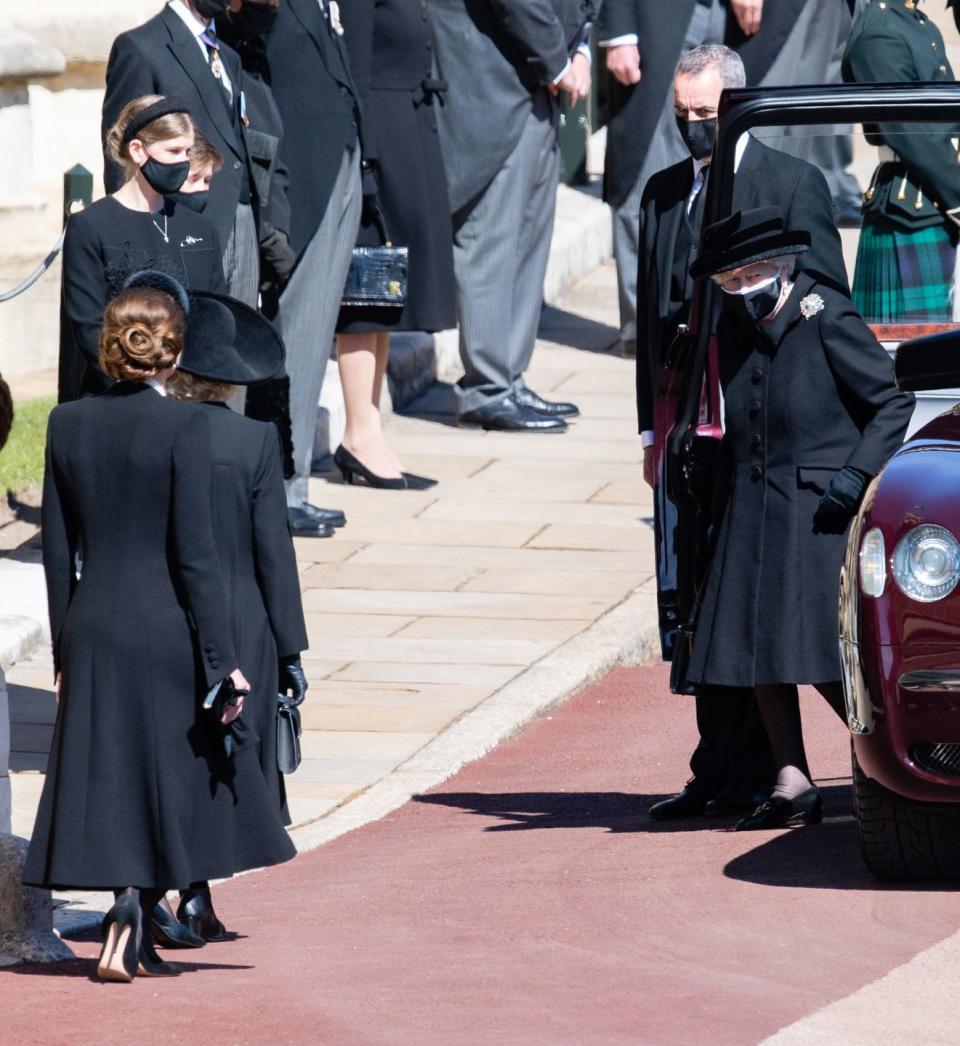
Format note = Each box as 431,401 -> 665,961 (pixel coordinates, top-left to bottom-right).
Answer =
97,892 -> 142,983
735,786 -> 823,831
150,901 -> 206,949
334,445 -> 438,491
177,886 -> 228,943
138,936 -> 182,977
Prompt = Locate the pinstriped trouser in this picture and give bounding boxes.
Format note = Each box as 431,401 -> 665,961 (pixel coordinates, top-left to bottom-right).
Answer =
452,90 -> 560,415
223,201 -> 259,414
279,145 -> 361,508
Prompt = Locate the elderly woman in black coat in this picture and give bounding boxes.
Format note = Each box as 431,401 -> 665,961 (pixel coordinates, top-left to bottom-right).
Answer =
685,207 -> 915,830
25,276 -> 294,981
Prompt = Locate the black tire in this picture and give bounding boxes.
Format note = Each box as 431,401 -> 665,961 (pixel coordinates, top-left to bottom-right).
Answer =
852,746 -> 960,881
0,372 -> 12,453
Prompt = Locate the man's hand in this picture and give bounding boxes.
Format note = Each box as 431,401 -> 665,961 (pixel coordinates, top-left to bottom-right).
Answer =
605,44 -> 641,86
731,0 -> 763,36
643,446 -> 655,488
554,52 -> 591,102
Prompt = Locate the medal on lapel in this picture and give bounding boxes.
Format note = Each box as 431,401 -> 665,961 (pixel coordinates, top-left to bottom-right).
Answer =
329,0 -> 345,35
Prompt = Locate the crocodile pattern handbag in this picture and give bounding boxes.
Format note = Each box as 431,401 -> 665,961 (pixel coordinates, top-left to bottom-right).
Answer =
342,208 -> 408,308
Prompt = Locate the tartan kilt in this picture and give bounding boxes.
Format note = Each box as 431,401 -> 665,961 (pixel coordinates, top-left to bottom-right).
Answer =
852,213 -> 957,323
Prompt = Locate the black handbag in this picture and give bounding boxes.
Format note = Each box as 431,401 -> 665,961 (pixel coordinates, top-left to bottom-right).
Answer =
342,206 -> 408,308
276,693 -> 302,774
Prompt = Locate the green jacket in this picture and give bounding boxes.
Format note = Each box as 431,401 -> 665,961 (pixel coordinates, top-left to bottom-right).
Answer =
843,0 -> 960,214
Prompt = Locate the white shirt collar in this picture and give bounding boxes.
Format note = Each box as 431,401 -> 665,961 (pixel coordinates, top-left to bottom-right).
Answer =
168,0 -> 209,38
145,377 -> 168,397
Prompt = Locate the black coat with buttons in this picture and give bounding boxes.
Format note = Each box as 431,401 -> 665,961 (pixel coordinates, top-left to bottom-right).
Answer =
25,384 -> 295,890
338,0 -> 456,333
685,273 -> 914,688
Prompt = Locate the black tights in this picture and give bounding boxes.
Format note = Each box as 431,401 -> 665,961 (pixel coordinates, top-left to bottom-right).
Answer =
113,886 -> 164,946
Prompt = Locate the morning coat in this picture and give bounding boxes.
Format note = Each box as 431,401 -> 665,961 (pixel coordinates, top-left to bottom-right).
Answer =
24,384 -> 295,890
198,403 -> 308,822
685,273 -> 915,688
102,5 -> 258,256
635,137 -> 850,433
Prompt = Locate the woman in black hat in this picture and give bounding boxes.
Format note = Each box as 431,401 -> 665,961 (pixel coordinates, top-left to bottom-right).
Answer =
166,279 -> 309,939
685,206 -> 914,830
59,94 -> 227,403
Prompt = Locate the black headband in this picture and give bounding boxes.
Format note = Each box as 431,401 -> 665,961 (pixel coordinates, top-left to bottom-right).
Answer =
121,97 -> 192,144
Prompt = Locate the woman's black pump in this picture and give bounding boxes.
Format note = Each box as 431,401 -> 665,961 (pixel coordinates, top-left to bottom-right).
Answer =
334,444 -> 407,489
97,891 -> 141,983
177,885 -> 228,942
150,900 -> 206,949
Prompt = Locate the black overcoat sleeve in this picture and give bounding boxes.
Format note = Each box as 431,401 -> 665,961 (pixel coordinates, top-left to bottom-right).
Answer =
844,27 -> 960,211
818,295 -> 915,476
598,0 -> 639,40
487,0 -> 570,82
41,414 -> 78,679
171,410 -> 240,686
61,214 -> 110,388
788,163 -> 850,297
252,426 -> 308,658
102,33 -> 156,193
635,174 -> 660,434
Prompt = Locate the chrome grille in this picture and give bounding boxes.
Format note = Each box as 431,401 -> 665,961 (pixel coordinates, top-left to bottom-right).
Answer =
911,743 -> 960,778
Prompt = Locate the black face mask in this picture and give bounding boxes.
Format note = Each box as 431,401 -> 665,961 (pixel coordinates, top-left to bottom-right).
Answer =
727,275 -> 783,324
676,116 -> 717,161
194,0 -> 230,17
140,156 -> 191,196
170,189 -> 210,214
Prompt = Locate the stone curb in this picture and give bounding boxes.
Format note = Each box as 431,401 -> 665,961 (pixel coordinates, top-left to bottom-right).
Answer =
289,587 -> 659,853
0,616 -> 43,673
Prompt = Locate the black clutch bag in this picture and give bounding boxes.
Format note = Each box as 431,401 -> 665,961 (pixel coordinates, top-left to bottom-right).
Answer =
277,693 -> 302,774
342,206 -> 408,309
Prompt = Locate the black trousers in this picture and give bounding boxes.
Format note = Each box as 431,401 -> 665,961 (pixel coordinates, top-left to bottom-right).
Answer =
688,685 -> 776,794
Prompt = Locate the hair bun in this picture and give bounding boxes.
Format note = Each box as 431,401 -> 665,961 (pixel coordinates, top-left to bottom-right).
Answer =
99,286 -> 185,383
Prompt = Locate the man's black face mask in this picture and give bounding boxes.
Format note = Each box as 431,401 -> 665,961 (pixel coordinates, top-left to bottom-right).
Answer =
676,116 -> 717,161
194,0 -> 231,19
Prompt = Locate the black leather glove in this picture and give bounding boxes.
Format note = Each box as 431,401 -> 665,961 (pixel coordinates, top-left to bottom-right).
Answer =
812,466 -> 869,535
279,654 -> 307,708
259,223 -> 298,284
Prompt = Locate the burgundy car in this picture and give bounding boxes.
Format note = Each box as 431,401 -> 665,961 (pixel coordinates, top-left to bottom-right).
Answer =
657,83 -> 960,879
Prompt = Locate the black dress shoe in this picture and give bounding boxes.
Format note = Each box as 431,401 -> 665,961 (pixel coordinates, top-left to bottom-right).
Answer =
703,787 -> 769,818
138,938 -> 182,977
177,887 -> 228,943
288,506 -> 334,537
648,783 -> 712,821
300,502 -> 346,528
460,394 -> 568,433
150,902 -> 206,949
734,787 -> 823,831
514,382 -> 580,418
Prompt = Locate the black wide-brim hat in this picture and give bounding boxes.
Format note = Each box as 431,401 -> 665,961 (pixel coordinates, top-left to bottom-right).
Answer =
179,291 -> 285,385
689,205 -> 811,281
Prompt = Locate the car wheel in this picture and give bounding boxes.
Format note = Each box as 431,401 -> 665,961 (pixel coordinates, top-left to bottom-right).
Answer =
852,746 -> 960,881
0,372 -> 11,453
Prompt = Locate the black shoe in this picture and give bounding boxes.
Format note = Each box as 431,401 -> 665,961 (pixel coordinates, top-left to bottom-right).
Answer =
177,888 -> 228,943
334,444 -> 408,489
97,893 -> 142,983
288,506 -> 335,537
300,502 -> 347,528
648,782 -> 712,821
514,382 -> 580,418
460,394 -> 568,433
703,786 -> 769,818
150,902 -> 206,949
402,472 -> 439,491
833,197 -> 863,228
734,787 -> 823,831
138,937 -> 182,977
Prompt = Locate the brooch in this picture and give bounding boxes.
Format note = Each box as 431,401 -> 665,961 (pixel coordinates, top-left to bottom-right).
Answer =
799,293 -> 824,320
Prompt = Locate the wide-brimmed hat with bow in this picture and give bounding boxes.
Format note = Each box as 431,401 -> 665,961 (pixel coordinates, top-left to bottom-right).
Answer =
689,206 -> 810,281
179,290 -> 285,385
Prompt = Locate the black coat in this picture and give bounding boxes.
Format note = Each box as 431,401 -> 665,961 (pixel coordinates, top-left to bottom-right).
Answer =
102,6 -> 257,255
598,0 -> 697,209
635,138 -> 850,432
24,385 -> 295,890
263,0 -> 359,257
686,273 -> 914,688
338,0 -> 456,333
58,196 -> 226,402
198,403 -> 308,822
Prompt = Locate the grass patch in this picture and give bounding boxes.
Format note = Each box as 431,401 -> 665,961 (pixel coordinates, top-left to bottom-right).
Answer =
0,395 -> 54,495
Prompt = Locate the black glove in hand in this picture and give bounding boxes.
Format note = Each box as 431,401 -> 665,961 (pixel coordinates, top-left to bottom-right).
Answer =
812,466 -> 869,535
279,655 -> 307,707
260,224 -> 297,283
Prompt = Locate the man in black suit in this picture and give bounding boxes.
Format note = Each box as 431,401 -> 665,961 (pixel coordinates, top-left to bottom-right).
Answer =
102,0 -> 261,308
638,43 -> 849,820
260,0 -> 360,534
598,0 -> 725,360
430,0 -> 595,433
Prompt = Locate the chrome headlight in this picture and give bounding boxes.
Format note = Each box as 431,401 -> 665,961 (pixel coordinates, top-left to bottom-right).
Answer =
891,524 -> 960,602
859,527 -> 886,597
